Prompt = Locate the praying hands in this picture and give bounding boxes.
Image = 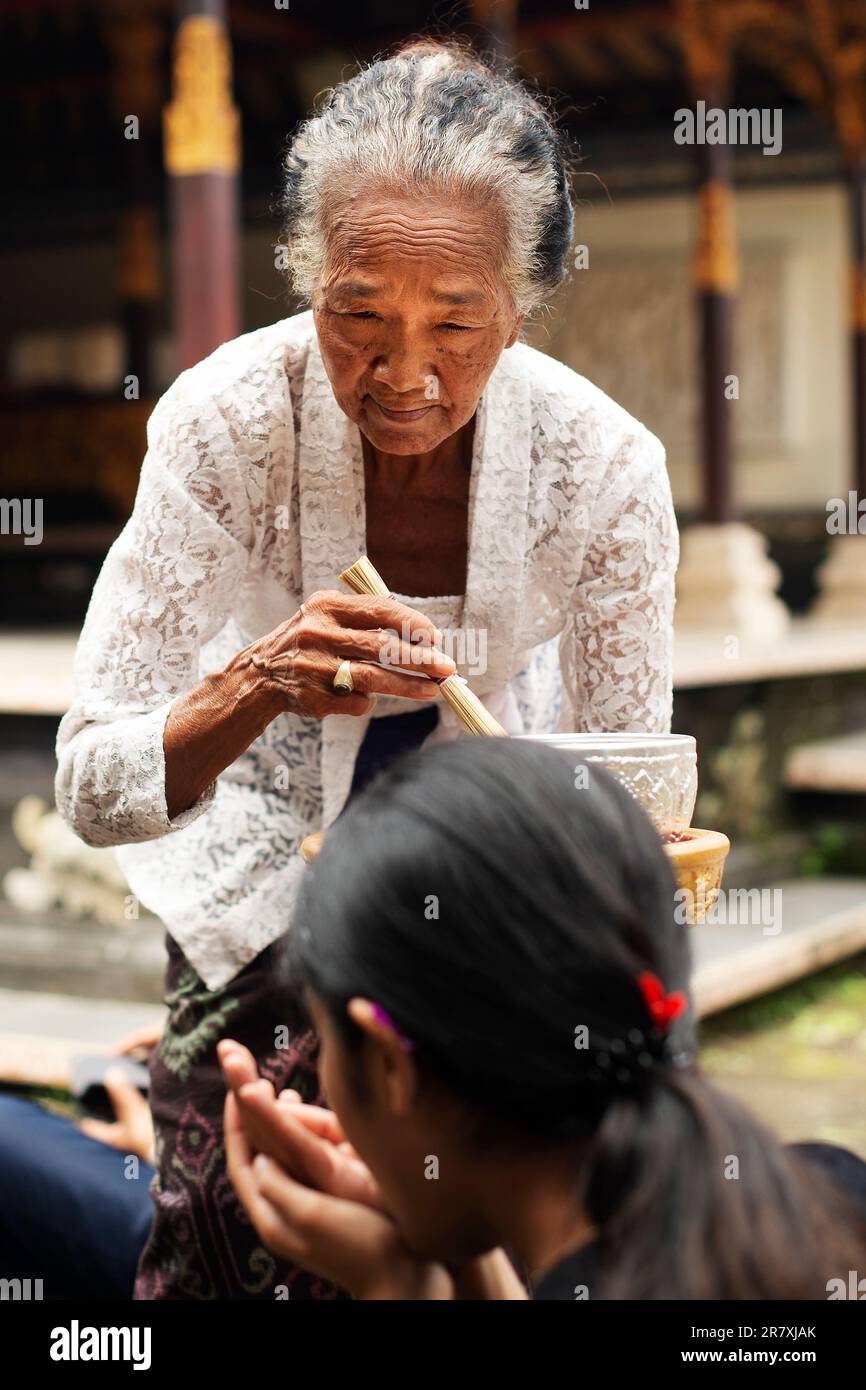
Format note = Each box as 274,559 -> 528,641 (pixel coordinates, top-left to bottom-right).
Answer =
218,1040 -> 526,1301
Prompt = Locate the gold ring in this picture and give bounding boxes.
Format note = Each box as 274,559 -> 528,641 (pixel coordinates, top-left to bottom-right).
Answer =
333,659 -> 354,696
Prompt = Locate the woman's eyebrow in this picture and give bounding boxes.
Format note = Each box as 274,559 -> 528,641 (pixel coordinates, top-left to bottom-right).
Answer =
327,281 -> 382,301
429,288 -> 487,306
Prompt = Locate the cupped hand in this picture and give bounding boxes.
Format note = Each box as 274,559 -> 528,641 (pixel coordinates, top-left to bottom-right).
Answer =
218,1039 -> 383,1210
235,589 -> 457,720
224,1090 -> 453,1299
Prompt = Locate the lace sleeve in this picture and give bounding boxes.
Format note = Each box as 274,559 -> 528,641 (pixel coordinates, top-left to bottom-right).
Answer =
55,388 -> 253,848
559,428 -> 678,734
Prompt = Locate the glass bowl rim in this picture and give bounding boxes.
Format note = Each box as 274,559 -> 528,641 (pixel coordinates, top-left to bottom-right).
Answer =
514,733 -> 696,756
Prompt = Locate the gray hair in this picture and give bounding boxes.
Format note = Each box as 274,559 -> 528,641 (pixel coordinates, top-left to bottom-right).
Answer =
282,40 -> 573,314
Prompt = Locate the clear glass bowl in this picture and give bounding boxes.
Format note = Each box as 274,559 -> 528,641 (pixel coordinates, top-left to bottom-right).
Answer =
515,733 -> 698,837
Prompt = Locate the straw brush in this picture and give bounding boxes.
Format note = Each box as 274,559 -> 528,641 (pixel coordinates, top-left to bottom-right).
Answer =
338,555 -> 508,737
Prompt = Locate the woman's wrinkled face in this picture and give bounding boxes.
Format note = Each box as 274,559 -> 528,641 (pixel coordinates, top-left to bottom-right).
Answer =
312,192 -> 523,455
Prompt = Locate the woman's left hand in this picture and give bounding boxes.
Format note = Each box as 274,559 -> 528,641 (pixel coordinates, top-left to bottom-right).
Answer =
224,1089 -> 454,1299
219,1039 -> 385,1209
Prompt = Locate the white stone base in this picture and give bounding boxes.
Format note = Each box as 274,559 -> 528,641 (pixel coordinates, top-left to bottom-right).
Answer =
675,522 -> 791,644
810,533 -> 866,624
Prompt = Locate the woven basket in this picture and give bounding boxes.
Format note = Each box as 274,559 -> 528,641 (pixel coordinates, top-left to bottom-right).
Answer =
663,828 -> 730,924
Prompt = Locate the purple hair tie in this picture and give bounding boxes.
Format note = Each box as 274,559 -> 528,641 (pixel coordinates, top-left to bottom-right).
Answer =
370,1002 -> 415,1053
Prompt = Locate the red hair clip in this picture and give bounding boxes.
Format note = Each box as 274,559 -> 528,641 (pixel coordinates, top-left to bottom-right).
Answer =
637,971 -> 687,1032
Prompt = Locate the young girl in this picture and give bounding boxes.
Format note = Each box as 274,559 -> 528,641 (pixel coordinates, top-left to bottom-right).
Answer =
222,738 -> 866,1298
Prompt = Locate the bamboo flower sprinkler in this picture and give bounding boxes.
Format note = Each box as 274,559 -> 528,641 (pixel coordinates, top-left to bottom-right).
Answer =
338,555 -> 509,737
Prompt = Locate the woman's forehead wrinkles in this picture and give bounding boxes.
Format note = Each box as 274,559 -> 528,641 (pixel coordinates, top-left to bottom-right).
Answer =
336,231 -> 496,266
329,201 -> 504,255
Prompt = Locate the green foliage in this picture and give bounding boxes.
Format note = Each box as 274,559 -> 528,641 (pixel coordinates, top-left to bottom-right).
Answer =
798,822 -> 866,877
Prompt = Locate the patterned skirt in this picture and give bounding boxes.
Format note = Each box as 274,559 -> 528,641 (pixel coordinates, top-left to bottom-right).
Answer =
134,705 -> 439,1300
133,933 -> 343,1300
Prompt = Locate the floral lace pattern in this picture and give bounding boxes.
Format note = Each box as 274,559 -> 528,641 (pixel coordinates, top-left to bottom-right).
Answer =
55,311 -> 678,989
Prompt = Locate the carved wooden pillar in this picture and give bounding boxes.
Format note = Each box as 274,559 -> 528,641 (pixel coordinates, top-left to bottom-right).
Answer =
851,157 -> 866,497
678,1 -> 739,525
840,133 -> 866,502
163,0 -> 241,371
673,0 -> 789,642
693,136 -> 738,525
804,1 -> 866,621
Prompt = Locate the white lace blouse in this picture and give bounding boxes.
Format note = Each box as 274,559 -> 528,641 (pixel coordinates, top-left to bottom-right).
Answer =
55,310 -> 678,990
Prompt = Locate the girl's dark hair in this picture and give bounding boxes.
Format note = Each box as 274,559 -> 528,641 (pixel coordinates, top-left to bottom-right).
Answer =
292,737 -> 864,1299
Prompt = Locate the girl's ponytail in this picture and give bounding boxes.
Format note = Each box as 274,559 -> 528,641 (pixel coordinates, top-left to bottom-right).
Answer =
579,1066 -> 864,1300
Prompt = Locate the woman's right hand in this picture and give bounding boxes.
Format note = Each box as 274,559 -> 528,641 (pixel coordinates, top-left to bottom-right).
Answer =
234,589 -> 457,721
164,590 -> 454,820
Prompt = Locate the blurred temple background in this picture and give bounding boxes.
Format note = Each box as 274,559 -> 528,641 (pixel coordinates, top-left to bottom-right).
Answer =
1,0 -> 866,1152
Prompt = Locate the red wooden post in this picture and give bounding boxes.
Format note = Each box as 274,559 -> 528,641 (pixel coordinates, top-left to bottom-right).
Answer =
676,0 -> 740,526
693,113 -> 738,525
849,157 -> 866,499
163,0 -> 241,372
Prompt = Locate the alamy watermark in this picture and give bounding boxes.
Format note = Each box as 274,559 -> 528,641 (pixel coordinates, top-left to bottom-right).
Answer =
0,1276 -> 42,1299
827,1270 -> 866,1299
826,491 -> 866,535
674,100 -> 782,157
378,621 -> 487,677
675,886 -> 782,936
0,497 -> 43,545
49,1321 -> 151,1370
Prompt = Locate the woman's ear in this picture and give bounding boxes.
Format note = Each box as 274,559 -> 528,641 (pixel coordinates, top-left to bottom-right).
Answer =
347,998 -> 419,1118
504,313 -> 525,349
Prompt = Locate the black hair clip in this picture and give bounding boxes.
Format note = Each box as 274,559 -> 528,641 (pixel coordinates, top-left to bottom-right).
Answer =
587,1023 -> 694,1093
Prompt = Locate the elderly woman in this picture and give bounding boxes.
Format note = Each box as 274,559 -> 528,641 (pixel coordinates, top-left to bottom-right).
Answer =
55,40 -> 677,1300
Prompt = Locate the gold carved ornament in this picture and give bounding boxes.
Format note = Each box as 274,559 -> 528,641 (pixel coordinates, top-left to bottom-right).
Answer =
163,15 -> 240,177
